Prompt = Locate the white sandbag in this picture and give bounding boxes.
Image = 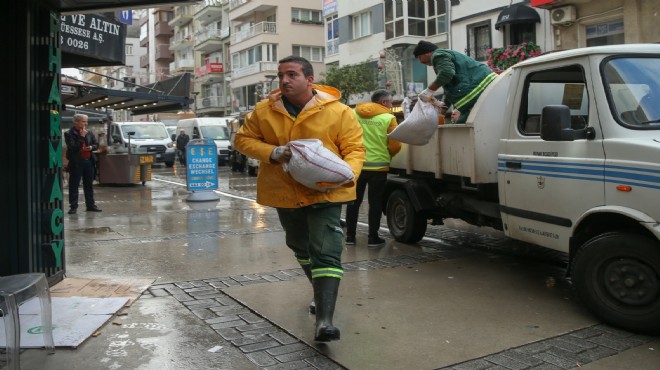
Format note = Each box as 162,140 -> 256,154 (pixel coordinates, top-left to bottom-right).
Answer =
284,139 -> 354,192
387,99 -> 438,145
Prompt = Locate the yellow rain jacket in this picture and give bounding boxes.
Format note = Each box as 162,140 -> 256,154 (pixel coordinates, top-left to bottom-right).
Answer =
234,84 -> 365,208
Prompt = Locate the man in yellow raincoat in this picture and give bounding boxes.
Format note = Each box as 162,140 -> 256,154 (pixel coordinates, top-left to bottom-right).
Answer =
235,56 -> 365,342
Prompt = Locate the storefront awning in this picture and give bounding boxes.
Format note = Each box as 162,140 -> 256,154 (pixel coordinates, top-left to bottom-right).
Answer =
51,0 -> 198,13
495,4 -> 541,30
61,73 -> 193,115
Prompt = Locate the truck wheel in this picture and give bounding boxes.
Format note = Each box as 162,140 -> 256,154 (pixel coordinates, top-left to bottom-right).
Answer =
571,232 -> 660,334
386,190 -> 427,243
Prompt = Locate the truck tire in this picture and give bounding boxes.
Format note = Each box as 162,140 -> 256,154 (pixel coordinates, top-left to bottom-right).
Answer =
386,190 -> 427,243
571,232 -> 660,334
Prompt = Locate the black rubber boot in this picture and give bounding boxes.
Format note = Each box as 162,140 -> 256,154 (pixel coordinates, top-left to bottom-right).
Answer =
313,277 -> 341,342
300,264 -> 315,314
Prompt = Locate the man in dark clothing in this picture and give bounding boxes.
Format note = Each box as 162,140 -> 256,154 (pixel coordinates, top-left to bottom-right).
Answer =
176,129 -> 190,165
64,113 -> 101,214
413,40 -> 497,123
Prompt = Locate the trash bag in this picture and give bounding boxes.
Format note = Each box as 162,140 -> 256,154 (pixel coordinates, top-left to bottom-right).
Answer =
388,99 -> 438,145
284,139 -> 354,193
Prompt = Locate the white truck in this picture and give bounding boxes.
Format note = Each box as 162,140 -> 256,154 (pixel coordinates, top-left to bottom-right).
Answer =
385,44 -> 660,334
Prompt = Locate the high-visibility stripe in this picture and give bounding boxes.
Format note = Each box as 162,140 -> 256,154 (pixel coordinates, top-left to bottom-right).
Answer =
364,161 -> 390,168
455,73 -> 497,110
311,267 -> 344,279
297,258 -> 311,265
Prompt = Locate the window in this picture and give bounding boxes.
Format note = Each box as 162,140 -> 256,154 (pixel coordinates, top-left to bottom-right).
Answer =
603,57 -> 660,129
385,0 -> 404,39
231,44 -> 277,69
140,23 -> 148,40
385,0 -> 447,40
126,44 -> 133,56
293,46 -> 324,62
586,21 -> 624,47
467,21 -> 491,61
352,11 -> 371,39
292,8 -> 322,24
158,10 -> 173,22
510,23 -> 536,45
520,66 -> 589,135
326,15 -> 339,55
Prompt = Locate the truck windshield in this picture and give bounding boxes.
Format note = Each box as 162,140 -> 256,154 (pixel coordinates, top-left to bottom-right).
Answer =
201,125 -> 229,140
604,57 -> 660,129
121,125 -> 169,139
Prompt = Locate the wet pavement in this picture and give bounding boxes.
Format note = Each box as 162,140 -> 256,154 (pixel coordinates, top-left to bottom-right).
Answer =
9,164 -> 660,369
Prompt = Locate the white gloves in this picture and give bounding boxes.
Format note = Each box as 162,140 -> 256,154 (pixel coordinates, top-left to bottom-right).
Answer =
418,88 -> 434,102
270,145 -> 292,163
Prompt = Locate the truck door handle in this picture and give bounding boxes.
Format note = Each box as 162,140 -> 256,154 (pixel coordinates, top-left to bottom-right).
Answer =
506,161 -> 522,170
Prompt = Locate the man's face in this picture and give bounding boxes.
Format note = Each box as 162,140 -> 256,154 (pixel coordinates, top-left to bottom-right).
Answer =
74,117 -> 88,131
278,62 -> 313,100
417,52 -> 432,66
379,98 -> 393,108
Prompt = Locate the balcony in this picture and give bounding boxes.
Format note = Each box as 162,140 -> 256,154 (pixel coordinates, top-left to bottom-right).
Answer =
155,44 -> 173,61
195,28 -> 225,52
195,2 -> 224,26
170,33 -> 194,51
170,59 -> 195,73
154,21 -> 172,37
140,54 -> 149,68
231,21 -> 276,44
229,0 -> 276,22
169,6 -> 194,28
196,95 -> 228,111
195,62 -> 225,85
140,34 -> 148,47
231,61 -> 278,80
229,0 -> 248,11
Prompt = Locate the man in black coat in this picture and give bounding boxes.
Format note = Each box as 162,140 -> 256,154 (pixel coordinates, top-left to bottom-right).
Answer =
176,129 -> 190,165
64,114 -> 101,214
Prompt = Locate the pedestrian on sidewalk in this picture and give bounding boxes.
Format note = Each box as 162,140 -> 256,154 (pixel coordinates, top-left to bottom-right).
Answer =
234,56 -> 365,342
345,90 -> 401,246
64,113 -> 101,214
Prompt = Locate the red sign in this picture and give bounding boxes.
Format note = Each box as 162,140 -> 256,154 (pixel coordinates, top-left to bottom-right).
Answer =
530,0 -> 556,7
195,62 -> 224,77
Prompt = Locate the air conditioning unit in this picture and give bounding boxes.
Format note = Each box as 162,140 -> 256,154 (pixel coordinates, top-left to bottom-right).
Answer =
551,5 -> 576,25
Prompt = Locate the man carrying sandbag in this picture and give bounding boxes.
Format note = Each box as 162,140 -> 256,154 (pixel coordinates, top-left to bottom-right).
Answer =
414,40 -> 497,123
234,56 -> 365,342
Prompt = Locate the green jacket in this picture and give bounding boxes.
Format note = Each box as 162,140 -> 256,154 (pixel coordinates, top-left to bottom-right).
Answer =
354,102 -> 401,171
431,49 -> 496,110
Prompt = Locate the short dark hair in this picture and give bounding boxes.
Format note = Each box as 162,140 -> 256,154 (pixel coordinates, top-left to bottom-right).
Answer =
278,56 -> 314,77
371,89 -> 392,104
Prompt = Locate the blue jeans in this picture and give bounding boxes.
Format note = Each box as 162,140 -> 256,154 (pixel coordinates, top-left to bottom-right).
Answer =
68,158 -> 96,209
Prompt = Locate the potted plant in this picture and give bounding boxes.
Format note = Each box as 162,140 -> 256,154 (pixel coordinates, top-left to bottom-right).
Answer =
487,41 -> 543,73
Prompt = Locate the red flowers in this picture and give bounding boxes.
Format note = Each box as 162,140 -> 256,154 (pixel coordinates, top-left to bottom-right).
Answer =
487,42 -> 542,72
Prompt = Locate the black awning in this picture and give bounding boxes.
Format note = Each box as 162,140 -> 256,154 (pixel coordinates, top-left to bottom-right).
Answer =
495,4 -> 541,30
61,74 -> 193,115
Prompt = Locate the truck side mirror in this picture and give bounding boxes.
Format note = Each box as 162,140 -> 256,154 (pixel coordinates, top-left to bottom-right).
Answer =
112,135 -> 121,144
171,134 -> 176,141
540,105 -> 574,141
540,105 -> 595,141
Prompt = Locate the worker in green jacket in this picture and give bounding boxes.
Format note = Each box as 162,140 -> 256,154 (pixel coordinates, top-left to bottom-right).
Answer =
413,40 -> 497,123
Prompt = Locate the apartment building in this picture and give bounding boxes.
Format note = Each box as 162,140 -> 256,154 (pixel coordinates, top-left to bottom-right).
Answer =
168,4 -> 196,78
192,1 -> 232,116
139,7 -> 175,85
228,0 -> 325,113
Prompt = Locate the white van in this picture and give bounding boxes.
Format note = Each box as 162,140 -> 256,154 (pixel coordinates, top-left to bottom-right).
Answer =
176,117 -> 231,165
107,121 -> 176,167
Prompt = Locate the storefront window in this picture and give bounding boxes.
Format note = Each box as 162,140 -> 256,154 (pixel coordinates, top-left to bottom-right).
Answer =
586,21 -> 624,47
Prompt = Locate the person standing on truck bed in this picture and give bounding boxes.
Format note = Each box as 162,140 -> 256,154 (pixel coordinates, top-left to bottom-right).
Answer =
345,89 -> 401,247
64,113 -> 101,214
234,56 -> 365,342
414,40 -> 497,124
